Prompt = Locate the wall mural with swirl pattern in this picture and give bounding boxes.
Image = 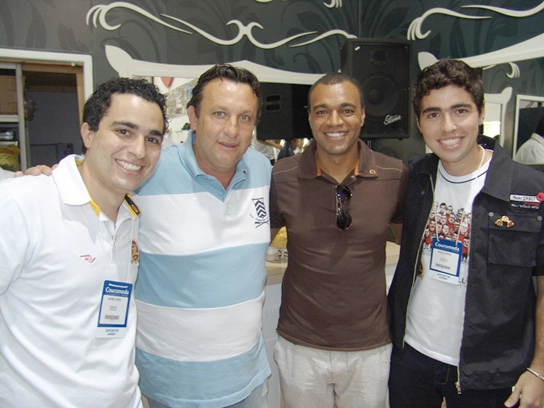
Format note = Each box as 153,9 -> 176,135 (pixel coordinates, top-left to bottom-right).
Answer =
0,0 -> 543,159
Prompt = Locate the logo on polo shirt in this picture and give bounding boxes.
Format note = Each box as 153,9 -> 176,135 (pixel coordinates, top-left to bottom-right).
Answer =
252,197 -> 269,228
80,254 -> 96,264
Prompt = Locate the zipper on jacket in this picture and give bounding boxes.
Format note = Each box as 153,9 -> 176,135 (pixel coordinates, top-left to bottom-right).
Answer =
402,237 -> 424,349
454,186 -> 486,395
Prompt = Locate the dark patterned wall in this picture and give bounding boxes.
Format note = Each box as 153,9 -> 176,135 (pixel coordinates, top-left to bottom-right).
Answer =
1,0 -> 543,158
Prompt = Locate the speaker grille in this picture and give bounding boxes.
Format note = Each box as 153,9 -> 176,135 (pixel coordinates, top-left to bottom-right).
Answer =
341,38 -> 411,140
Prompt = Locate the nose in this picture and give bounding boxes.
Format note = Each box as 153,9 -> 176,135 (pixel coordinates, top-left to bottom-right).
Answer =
441,113 -> 457,133
224,115 -> 239,138
326,110 -> 342,126
128,135 -> 147,159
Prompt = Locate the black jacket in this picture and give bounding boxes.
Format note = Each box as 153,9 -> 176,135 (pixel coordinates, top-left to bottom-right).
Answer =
389,136 -> 544,391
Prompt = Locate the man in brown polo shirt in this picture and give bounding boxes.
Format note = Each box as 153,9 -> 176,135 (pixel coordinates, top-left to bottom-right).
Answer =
270,72 -> 408,408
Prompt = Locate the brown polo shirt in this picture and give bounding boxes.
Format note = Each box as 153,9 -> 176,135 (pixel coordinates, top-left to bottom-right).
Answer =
270,140 -> 408,350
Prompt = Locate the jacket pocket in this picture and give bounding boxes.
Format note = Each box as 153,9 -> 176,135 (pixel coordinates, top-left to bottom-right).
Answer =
488,212 -> 542,267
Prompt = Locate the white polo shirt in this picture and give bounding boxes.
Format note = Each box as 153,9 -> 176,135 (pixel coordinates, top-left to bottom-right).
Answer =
0,155 -> 142,407
0,166 -> 14,181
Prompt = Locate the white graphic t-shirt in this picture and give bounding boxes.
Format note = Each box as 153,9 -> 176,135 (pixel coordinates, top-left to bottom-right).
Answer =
404,155 -> 489,366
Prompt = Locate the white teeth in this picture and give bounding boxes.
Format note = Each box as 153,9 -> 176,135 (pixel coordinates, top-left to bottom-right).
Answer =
117,160 -> 142,171
325,132 -> 345,138
440,138 -> 461,146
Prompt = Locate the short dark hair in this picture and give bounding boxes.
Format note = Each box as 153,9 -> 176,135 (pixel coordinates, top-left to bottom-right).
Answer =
412,59 -> 484,119
83,77 -> 168,134
307,72 -> 365,112
187,64 -> 261,117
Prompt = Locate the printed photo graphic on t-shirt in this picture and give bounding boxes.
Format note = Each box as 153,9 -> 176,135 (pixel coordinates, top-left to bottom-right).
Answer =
422,201 -> 471,265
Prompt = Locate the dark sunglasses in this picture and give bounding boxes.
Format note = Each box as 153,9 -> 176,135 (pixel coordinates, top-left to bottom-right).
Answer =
335,184 -> 352,231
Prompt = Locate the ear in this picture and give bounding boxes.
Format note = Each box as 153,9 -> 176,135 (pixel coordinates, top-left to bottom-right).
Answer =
360,108 -> 366,128
187,106 -> 198,131
80,122 -> 93,150
478,103 -> 486,126
415,116 -> 423,134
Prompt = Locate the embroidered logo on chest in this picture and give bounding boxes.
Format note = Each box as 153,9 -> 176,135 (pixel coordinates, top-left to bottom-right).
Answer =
80,254 -> 96,264
251,197 -> 269,228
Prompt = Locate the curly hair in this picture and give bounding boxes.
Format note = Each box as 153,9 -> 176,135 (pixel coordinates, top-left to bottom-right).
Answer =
83,77 -> 168,134
412,59 -> 484,119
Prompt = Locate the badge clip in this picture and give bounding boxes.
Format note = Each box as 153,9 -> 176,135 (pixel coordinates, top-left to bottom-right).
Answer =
495,215 -> 514,228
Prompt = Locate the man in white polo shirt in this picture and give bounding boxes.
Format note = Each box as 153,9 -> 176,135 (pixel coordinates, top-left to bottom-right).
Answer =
0,77 -> 167,407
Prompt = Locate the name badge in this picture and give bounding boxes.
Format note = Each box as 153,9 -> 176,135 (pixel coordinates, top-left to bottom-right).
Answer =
96,280 -> 133,338
429,238 -> 463,284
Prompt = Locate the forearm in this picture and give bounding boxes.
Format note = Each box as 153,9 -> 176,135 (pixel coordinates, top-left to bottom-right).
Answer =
530,276 -> 544,371
505,276 -> 544,407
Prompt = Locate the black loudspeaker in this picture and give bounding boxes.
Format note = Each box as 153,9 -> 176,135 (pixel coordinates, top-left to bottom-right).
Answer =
341,38 -> 411,139
256,83 -> 311,141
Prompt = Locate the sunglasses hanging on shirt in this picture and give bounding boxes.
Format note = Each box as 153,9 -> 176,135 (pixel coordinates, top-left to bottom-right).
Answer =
336,184 -> 352,231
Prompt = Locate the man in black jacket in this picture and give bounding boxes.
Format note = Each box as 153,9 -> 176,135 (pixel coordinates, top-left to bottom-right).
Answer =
388,59 -> 544,408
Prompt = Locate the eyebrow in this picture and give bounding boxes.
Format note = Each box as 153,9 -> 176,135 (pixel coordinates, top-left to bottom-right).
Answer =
421,103 -> 473,115
112,121 -> 164,137
311,102 -> 357,112
209,103 -> 256,113
237,110 -> 256,117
